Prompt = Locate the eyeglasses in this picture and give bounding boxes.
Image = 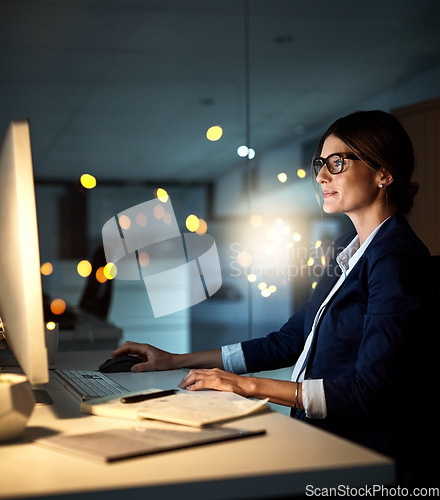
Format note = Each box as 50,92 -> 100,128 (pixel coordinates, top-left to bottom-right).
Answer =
312,153 -> 360,176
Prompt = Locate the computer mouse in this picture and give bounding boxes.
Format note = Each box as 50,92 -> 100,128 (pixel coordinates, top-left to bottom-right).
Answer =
98,354 -> 142,373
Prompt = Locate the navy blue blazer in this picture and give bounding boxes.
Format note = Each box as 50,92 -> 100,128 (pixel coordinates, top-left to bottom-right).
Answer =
241,214 -> 432,459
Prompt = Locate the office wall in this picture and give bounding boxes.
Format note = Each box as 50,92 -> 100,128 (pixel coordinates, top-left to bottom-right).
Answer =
393,97 -> 440,255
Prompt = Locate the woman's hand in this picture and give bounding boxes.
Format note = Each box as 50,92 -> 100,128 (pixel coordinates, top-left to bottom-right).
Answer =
112,342 -> 224,372
178,368 -> 255,398
112,341 -> 176,372
179,368 -> 303,409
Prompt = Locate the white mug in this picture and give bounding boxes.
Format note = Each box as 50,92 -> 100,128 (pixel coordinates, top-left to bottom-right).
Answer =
0,373 -> 35,442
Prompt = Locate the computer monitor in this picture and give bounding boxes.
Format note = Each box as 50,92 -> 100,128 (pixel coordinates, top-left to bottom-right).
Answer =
0,119 -> 49,386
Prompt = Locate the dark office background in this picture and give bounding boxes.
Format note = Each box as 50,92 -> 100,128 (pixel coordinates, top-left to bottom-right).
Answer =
0,0 -> 439,359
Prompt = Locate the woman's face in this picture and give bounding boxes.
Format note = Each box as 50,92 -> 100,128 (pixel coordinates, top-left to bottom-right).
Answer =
316,135 -> 384,219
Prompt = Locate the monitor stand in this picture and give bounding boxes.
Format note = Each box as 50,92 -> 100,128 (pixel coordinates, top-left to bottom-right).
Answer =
0,347 -> 53,405
32,388 -> 53,406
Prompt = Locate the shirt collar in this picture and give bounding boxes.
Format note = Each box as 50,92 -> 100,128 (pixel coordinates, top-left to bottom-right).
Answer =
336,217 -> 390,276
336,236 -> 360,275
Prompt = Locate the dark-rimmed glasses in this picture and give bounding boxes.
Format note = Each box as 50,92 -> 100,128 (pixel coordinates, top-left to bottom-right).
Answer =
313,153 -> 360,176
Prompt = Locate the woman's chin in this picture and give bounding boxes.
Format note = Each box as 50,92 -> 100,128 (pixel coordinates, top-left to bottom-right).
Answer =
322,203 -> 336,214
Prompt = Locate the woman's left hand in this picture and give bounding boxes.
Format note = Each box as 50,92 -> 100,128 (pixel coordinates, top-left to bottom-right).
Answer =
178,368 -> 254,398
179,368 -> 301,409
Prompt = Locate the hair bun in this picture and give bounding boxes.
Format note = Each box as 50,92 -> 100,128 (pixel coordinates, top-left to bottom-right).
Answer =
395,181 -> 418,214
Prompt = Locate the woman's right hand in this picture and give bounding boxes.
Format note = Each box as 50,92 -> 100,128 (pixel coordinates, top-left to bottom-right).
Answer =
112,341 -> 177,372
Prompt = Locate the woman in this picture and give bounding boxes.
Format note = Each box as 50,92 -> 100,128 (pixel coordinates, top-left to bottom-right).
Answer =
113,111 -> 435,482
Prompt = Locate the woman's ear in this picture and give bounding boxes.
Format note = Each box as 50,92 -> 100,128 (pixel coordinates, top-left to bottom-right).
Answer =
378,167 -> 394,187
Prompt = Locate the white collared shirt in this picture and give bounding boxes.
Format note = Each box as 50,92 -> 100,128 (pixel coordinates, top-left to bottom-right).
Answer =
222,219 -> 389,418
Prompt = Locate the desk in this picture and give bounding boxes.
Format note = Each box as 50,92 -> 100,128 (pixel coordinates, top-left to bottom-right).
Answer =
1,351 -> 394,499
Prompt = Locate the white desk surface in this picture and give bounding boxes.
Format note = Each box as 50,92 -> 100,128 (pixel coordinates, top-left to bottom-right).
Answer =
1,350 -> 394,499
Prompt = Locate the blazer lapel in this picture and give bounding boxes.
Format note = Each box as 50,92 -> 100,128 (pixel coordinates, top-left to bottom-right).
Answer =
303,257 -> 342,336
302,229 -> 356,335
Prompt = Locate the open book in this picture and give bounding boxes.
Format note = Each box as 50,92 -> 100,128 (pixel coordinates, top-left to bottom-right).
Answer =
80,389 -> 269,427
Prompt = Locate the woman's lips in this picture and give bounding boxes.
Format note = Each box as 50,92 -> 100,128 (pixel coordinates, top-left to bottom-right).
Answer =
322,190 -> 337,198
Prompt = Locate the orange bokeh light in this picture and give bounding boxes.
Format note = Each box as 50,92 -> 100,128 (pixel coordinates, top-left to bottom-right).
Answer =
95,266 -> 107,283
50,298 -> 66,315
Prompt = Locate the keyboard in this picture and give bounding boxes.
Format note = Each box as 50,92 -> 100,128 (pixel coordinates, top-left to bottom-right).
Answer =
54,369 -> 129,401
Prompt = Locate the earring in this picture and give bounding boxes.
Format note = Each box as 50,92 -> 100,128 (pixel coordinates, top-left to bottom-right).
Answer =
378,183 -> 384,188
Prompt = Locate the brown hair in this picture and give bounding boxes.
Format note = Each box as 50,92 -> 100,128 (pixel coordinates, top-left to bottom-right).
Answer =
313,110 -> 418,214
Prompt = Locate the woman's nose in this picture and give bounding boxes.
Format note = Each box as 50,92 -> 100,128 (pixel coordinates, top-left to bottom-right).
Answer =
316,166 -> 329,184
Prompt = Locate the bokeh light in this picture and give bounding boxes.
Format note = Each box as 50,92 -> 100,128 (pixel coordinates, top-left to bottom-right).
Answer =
237,250 -> 253,267
95,267 -> 107,283
40,262 -> 53,276
206,125 -> 223,142
80,173 -> 97,189
155,188 -> 169,202
237,145 -> 248,157
50,298 -> 66,315
186,214 -> 200,232
153,203 -> 165,220
136,212 -> 148,227
250,214 -> 263,228
237,145 -> 255,159
277,172 -> 288,183
138,251 -> 150,267
162,211 -> 172,225
119,215 -> 131,230
103,262 -> 117,280
195,218 -> 208,235
77,260 -> 92,277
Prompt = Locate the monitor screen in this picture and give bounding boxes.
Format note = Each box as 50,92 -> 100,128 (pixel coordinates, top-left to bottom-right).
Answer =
0,119 -> 49,385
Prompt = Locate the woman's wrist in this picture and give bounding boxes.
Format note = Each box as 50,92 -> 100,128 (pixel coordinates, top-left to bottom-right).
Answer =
168,352 -> 186,370
243,376 -> 266,400
170,350 -> 223,370
242,377 -> 304,409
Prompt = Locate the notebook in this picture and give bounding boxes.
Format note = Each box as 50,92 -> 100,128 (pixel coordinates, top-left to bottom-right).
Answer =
80,389 -> 270,427
37,422 -> 266,462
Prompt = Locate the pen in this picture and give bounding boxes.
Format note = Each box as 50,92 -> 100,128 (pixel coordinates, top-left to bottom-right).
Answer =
120,389 -> 177,404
